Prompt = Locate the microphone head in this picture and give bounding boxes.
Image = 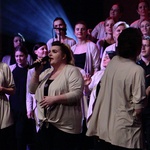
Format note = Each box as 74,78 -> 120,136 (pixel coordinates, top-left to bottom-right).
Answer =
28,56 -> 50,69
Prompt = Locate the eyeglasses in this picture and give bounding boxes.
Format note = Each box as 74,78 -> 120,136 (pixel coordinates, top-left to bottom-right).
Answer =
140,24 -> 150,28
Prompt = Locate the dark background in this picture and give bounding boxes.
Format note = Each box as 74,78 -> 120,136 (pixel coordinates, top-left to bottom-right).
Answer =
0,0 -> 139,56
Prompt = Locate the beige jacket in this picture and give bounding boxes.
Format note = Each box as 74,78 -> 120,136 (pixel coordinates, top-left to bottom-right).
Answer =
29,65 -> 84,133
0,63 -> 15,129
87,56 -> 146,149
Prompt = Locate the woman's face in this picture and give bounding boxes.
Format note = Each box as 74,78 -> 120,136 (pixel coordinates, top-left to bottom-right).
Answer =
34,45 -> 48,59
109,4 -> 121,21
113,25 -> 126,42
74,23 -> 87,40
137,2 -> 149,17
103,53 -> 111,68
53,19 -> 66,35
140,20 -> 150,36
49,45 -> 65,66
15,51 -> 27,67
105,19 -> 115,34
13,36 -> 23,48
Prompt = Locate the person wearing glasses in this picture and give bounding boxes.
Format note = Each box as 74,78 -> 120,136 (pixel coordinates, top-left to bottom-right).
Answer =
137,36 -> 150,150
87,28 -> 146,150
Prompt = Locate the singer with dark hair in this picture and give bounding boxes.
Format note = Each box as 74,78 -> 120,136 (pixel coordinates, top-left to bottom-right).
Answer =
28,41 -> 84,150
47,17 -> 76,51
26,42 -> 50,122
26,42 -> 50,149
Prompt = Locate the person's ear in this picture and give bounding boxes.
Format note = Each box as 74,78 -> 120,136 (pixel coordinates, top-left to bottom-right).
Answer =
62,54 -> 66,60
34,50 -> 38,55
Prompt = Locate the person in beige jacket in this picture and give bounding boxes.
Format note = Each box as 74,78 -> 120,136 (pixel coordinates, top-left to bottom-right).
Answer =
86,28 -> 146,150
0,61 -> 15,150
29,41 -> 84,150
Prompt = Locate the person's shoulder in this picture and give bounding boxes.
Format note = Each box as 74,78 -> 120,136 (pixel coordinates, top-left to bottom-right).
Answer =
66,65 -> 81,74
9,64 -> 16,71
87,40 -> 97,46
95,21 -> 105,27
105,43 -> 116,51
66,36 -> 75,41
47,38 -> 54,44
71,43 -> 77,50
97,38 -> 105,44
0,62 -> 9,67
66,64 -> 77,70
130,19 -> 140,27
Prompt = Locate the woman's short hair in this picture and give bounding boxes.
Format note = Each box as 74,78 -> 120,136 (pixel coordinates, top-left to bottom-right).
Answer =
113,21 -> 129,32
117,28 -> 142,59
14,45 -> 28,57
33,42 -> 46,51
32,42 -> 47,58
74,20 -> 88,30
104,17 -> 116,26
51,41 -> 75,65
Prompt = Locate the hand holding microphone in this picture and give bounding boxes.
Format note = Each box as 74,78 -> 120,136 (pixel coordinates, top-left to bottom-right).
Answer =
28,56 -> 50,69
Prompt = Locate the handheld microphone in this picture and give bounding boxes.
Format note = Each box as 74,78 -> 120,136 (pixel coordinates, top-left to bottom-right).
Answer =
28,56 -> 50,69
53,27 -> 66,31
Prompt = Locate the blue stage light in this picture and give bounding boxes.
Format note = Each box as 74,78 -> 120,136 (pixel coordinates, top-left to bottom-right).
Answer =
1,0 -> 76,43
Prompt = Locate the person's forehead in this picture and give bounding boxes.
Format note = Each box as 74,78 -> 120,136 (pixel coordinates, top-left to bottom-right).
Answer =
54,20 -> 64,25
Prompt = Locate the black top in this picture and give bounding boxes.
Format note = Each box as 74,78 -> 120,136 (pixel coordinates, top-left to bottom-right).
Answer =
103,40 -> 111,52
137,59 -> 150,88
9,64 -> 28,113
44,79 -> 53,96
44,79 -> 53,116
137,59 -> 150,114
74,53 -> 86,69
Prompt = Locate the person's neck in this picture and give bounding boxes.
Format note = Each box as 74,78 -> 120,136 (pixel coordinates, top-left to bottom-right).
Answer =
17,63 -> 28,68
57,34 -> 66,40
77,39 -> 87,45
113,17 -> 119,22
52,63 -> 66,73
141,56 -> 150,65
140,15 -> 149,20
105,33 -> 114,43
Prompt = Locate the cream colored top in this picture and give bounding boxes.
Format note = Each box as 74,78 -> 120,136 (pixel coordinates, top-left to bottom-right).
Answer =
0,62 -> 15,129
29,65 -> 84,133
87,56 -> 146,149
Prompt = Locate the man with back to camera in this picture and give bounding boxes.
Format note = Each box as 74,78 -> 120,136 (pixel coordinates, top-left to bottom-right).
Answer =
86,28 -> 146,150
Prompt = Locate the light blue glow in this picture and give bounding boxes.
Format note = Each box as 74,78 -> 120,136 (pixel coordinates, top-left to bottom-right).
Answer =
2,0 -> 76,43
